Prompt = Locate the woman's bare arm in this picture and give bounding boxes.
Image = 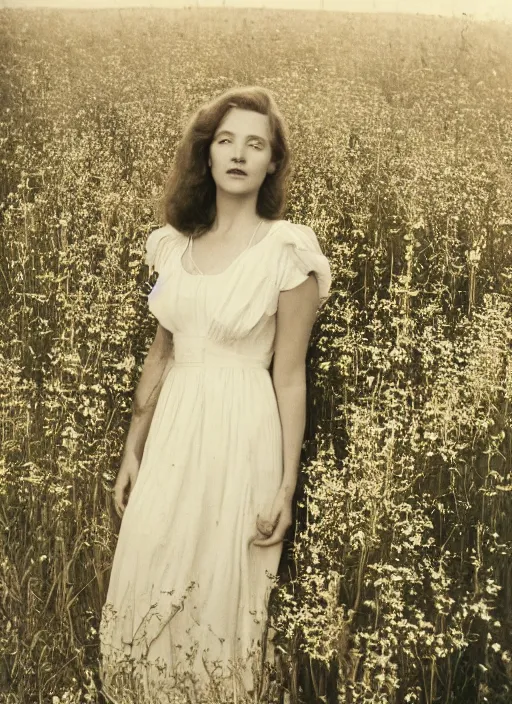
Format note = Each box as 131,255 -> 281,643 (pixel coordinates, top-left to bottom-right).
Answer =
121,323 -> 175,464
253,274 -> 319,546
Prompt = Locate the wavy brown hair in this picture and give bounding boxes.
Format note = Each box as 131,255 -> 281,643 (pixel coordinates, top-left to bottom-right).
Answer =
156,85 -> 293,238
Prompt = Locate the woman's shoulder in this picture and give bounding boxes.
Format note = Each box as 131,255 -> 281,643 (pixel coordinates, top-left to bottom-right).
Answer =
147,222 -> 186,246
145,223 -> 186,275
270,219 -> 325,253
269,219 -> 331,306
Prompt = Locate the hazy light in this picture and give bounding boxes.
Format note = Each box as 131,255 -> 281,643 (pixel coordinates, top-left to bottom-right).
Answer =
3,0 -> 512,21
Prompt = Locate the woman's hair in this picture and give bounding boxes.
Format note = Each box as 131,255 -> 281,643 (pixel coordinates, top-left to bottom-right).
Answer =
156,86 -> 293,238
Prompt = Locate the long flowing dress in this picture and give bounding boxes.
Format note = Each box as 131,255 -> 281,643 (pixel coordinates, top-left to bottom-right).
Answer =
99,219 -> 332,702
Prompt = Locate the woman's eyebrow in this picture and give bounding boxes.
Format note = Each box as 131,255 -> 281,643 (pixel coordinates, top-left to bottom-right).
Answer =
214,130 -> 267,143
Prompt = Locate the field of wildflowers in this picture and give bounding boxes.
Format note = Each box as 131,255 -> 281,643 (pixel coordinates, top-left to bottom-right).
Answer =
1,6 -> 512,703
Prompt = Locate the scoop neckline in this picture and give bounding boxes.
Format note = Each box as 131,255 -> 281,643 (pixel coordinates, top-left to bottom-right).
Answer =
178,219 -> 286,278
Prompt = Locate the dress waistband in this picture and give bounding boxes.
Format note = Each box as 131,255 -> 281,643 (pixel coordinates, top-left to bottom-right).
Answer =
172,333 -> 268,369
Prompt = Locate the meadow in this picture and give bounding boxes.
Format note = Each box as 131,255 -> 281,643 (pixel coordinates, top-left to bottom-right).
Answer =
1,5 -> 512,703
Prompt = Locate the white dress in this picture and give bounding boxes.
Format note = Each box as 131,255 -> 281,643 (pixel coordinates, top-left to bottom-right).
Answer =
99,219 -> 332,702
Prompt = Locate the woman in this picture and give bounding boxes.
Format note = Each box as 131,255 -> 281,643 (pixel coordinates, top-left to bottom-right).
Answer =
99,86 -> 332,702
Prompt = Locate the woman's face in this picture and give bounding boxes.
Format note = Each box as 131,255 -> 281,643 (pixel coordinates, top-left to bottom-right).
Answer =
209,107 -> 276,194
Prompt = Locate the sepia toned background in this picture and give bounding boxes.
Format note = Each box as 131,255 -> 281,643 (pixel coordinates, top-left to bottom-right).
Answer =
4,0 -> 512,21
1,0 -> 512,702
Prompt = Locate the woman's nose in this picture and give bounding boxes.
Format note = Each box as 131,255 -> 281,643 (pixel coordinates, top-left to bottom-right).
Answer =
232,144 -> 247,161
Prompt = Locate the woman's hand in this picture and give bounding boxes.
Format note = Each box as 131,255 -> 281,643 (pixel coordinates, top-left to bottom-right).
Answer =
253,487 -> 293,547
113,454 -> 140,519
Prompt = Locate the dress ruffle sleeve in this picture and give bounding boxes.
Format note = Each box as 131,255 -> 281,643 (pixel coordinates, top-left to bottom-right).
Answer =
145,224 -> 182,276
276,223 -> 332,309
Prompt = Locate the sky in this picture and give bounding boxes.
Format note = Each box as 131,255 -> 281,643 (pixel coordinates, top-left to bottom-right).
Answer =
2,0 -> 512,22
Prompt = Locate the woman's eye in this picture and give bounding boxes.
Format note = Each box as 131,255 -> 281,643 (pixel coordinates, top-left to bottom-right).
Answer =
218,139 -> 262,149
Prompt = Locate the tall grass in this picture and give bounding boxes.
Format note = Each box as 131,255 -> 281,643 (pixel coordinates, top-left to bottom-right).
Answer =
1,6 -> 511,703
